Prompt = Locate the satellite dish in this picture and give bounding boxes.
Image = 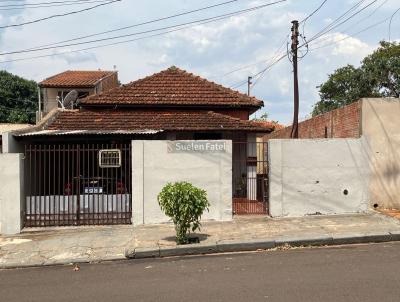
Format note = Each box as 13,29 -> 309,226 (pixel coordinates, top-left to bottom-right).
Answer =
62,90 -> 79,109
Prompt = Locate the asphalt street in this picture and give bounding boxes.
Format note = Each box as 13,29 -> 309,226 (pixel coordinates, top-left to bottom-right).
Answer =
1,242 -> 400,302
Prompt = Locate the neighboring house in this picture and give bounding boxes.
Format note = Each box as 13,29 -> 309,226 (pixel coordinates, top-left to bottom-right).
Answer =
0,123 -> 31,153
38,70 -> 119,117
3,66 -> 272,230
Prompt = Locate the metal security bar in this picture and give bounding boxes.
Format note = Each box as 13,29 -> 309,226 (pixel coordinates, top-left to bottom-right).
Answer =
24,143 -> 132,227
232,141 -> 268,215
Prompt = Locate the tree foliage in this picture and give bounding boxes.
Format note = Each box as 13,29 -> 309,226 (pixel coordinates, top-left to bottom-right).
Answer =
312,41 -> 400,116
0,70 -> 38,123
158,182 -> 210,244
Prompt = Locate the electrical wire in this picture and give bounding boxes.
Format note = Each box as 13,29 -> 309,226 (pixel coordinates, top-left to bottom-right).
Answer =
305,0 -> 377,45
0,0 -> 287,62
230,1 -> 331,89
213,33 -> 289,81
231,0 -> 379,91
299,0 -> 328,24
388,7 -> 400,41
0,0 -> 120,29
309,8 -> 399,51
311,0 -> 389,47
5,0 -> 241,54
0,0 -> 286,55
0,1 -> 112,11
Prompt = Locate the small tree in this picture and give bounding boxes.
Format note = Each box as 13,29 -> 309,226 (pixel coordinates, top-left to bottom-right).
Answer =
158,182 -> 210,244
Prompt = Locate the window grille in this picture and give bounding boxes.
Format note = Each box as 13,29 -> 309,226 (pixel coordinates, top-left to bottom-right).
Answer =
98,149 -> 121,168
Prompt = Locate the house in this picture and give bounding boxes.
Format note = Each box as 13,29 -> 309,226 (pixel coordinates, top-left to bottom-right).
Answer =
1,66 -> 273,232
38,70 -> 119,117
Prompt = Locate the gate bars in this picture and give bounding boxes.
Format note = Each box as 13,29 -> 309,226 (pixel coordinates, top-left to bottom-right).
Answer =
24,143 -> 132,227
232,141 -> 268,214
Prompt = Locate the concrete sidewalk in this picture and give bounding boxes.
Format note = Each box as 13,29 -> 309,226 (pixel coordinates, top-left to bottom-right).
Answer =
1,212 -> 400,268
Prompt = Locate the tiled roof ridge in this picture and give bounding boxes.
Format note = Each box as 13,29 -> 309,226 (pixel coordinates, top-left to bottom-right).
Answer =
160,66 -> 260,104
82,66 -> 263,107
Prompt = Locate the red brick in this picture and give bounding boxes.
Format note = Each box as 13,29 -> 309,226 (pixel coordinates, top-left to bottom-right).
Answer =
265,101 -> 361,140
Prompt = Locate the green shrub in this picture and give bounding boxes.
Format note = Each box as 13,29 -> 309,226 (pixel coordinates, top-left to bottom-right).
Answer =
158,182 -> 210,244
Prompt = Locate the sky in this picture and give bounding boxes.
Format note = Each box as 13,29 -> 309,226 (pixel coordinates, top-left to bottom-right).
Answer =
0,0 -> 399,124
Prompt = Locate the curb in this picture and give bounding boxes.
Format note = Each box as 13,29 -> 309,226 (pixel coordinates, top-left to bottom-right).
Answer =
0,255 -> 127,270
125,232 -> 400,260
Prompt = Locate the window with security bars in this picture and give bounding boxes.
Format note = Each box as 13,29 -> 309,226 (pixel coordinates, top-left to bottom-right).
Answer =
98,149 -> 121,168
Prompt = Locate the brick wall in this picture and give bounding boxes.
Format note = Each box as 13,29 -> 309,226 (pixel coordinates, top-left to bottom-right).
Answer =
265,100 -> 361,140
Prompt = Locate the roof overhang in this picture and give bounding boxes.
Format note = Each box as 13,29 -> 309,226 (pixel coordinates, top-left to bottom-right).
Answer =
39,84 -> 95,89
14,129 -> 162,137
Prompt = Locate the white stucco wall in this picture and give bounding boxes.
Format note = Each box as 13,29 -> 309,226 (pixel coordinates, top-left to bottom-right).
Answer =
361,98 -> 400,209
132,140 -> 232,225
2,132 -> 25,154
0,153 -> 24,234
269,139 -> 369,217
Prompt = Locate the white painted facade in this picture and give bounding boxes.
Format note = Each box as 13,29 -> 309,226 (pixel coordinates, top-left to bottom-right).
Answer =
132,140 -> 233,225
0,153 -> 24,234
269,139 -> 369,217
361,98 -> 400,209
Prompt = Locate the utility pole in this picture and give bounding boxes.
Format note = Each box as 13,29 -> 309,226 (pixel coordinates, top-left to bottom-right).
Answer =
247,76 -> 252,96
290,20 -> 299,138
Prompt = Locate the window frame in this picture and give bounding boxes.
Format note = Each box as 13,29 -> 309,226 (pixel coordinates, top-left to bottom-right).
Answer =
98,149 -> 122,168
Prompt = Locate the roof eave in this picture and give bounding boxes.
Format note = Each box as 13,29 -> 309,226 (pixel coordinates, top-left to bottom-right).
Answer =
78,103 -> 263,109
39,84 -> 96,89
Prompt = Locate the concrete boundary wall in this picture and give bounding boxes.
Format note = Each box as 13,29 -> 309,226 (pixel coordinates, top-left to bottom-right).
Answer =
361,98 -> 400,209
132,140 -> 232,225
269,139 -> 369,217
0,153 -> 24,234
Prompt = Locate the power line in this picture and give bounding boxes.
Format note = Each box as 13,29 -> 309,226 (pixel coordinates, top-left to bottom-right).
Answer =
233,0 -> 331,89
389,7 -> 400,41
300,0 -> 328,24
305,0 -> 377,45
1,0 -> 281,55
212,33 -> 289,81
309,8 -> 399,52
0,0 -> 102,8
251,37 -> 289,88
0,1 -> 287,64
310,0 -> 389,47
0,1 -> 112,11
0,0 -> 120,29
230,0 -> 379,91
5,0 -> 241,54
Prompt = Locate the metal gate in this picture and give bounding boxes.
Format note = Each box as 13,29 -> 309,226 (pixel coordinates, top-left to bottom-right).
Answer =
24,143 -> 132,227
232,141 -> 268,215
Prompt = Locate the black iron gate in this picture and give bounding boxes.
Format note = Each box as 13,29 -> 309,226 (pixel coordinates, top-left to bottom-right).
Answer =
24,143 -> 132,227
232,141 -> 268,214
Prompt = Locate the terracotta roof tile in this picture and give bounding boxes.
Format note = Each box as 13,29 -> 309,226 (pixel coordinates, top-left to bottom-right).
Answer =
252,120 -> 285,130
80,66 -> 263,108
43,109 -> 272,133
39,70 -> 116,88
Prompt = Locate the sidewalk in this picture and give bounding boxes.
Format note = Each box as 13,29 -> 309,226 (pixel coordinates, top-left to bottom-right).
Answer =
1,212 -> 400,268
